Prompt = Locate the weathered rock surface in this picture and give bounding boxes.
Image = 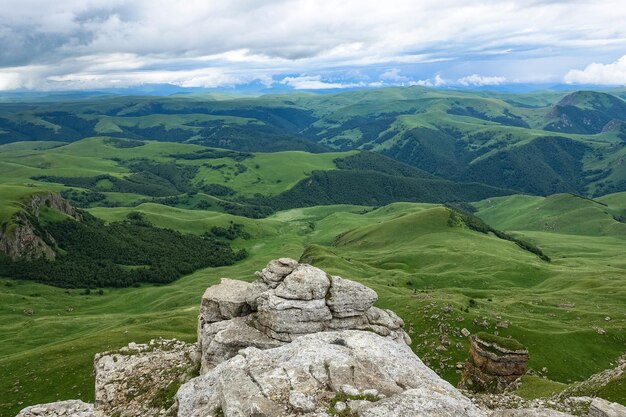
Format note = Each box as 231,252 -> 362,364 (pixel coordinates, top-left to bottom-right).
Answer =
588,397 -> 626,417
197,258 -> 412,371
15,400 -> 102,417
94,338 -> 199,417
490,408 -> 575,417
326,275 -> 377,317
177,330 -> 485,417
459,334 -> 529,393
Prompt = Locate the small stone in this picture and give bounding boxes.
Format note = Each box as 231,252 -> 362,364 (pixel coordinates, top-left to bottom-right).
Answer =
341,384 -> 360,396
362,389 -> 379,397
288,391 -> 316,412
334,401 -> 348,412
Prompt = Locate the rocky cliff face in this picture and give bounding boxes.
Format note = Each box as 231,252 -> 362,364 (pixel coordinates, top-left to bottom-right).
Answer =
14,258 -> 626,417
0,192 -> 79,260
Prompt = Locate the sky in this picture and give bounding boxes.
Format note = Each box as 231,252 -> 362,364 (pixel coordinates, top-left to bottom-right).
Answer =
0,0 -> 625,91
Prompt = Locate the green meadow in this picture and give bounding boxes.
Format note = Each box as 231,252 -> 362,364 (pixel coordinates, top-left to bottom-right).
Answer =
2,198 -> 626,416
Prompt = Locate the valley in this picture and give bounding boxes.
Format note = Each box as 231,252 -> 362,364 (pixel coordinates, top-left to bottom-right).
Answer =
1,87 -> 626,416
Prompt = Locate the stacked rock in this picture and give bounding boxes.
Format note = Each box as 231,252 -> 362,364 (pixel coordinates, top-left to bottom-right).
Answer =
459,333 -> 529,393
197,258 -> 411,373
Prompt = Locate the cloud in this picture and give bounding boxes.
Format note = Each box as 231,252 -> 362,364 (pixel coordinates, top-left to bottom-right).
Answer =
0,1 -> 625,90
563,55 -> 626,85
280,75 -> 364,90
380,69 -> 409,82
408,74 -> 505,87
457,74 -> 506,86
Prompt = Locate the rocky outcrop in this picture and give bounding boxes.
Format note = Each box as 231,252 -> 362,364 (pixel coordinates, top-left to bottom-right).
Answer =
177,330 -> 485,417
588,398 -> 626,417
459,333 -> 529,393
15,400 -> 102,417
94,338 -> 199,417
0,192 -> 79,260
197,258 -> 411,372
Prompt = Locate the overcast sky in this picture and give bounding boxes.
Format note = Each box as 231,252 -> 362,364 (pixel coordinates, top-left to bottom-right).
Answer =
1,0 -> 625,91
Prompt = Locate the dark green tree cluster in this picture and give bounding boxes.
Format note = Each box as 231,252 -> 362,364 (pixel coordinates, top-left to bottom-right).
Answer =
206,222 -> 250,240
0,212 -> 246,288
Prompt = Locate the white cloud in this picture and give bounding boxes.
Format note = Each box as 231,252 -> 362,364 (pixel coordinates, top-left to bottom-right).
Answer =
380,68 -> 409,82
408,73 -> 505,87
280,75 -> 363,90
564,55 -> 626,85
457,74 -> 506,86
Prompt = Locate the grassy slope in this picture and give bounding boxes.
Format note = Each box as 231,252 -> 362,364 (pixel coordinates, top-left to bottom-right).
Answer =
473,193 -> 626,236
194,150 -> 355,197
1,201 -> 625,415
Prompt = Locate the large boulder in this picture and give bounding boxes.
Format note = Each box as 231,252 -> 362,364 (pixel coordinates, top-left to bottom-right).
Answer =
327,275 -> 378,317
273,264 -> 330,301
176,330 -> 486,417
198,278 -> 255,326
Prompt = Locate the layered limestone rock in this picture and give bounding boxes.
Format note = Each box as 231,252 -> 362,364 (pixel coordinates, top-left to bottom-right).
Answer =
177,330 -> 485,417
15,400 -> 102,417
459,333 -> 529,393
197,258 -> 411,372
94,338 -> 199,417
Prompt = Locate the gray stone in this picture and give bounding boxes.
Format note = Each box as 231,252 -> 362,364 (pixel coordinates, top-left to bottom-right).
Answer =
588,397 -> 626,417
490,409 -> 575,417
255,293 -> 332,335
358,387 -> 485,417
198,278 -> 254,326
273,264 -> 330,301
327,275 -> 378,317
199,317 -> 283,373
258,258 -> 298,287
288,391 -> 316,412
176,330 -> 486,417
15,401 -> 101,417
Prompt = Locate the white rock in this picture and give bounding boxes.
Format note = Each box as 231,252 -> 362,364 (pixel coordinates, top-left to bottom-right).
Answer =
327,275 -> 378,317
273,264 -> 330,301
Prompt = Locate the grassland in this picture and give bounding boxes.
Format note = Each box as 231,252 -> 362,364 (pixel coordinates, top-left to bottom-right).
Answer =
1,199 -> 625,416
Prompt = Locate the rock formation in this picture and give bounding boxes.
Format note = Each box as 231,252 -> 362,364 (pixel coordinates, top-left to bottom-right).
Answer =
14,258 -> 626,417
459,333 -> 529,393
0,192 -> 79,260
15,400 -> 102,417
94,338 -> 199,417
588,398 -> 626,417
177,330 -> 485,417
197,258 -> 411,372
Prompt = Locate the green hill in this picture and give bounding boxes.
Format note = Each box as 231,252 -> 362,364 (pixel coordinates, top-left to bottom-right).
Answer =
473,193 -> 626,236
